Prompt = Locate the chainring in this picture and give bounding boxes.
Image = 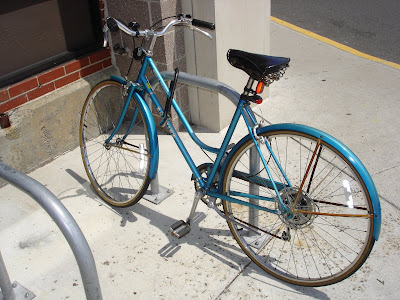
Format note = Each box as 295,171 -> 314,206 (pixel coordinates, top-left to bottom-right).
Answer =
193,163 -> 222,206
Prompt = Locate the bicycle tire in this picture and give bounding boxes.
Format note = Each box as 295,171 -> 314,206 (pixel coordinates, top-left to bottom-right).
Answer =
221,128 -> 375,286
80,80 -> 151,207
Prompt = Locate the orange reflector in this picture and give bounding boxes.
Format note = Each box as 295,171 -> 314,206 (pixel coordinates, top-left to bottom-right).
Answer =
256,82 -> 264,94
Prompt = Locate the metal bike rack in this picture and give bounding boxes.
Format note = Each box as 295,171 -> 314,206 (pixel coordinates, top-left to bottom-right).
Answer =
0,161 -> 102,300
146,71 -> 260,224
152,70 -> 256,128
0,251 -> 17,300
154,70 -> 242,105
144,175 -> 174,205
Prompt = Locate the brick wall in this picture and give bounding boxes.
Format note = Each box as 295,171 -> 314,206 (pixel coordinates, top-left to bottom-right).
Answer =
0,50 -> 112,114
0,0 -> 189,131
0,0 -> 111,115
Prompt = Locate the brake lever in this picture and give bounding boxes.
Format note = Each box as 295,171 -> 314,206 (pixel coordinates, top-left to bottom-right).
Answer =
191,26 -> 213,39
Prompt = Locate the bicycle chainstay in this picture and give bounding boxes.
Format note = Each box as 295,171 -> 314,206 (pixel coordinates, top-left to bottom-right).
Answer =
209,198 -> 284,240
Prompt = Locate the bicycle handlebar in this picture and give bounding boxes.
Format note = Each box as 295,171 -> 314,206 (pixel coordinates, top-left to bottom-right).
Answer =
106,18 -> 119,33
103,15 -> 215,48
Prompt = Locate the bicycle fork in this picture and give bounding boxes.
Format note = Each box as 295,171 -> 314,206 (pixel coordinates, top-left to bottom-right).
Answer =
103,83 -> 148,175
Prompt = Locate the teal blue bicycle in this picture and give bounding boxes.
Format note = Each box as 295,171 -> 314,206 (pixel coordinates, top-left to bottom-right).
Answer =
79,15 -> 381,286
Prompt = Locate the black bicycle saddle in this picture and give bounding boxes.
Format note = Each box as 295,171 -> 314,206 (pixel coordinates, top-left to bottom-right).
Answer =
227,49 -> 290,82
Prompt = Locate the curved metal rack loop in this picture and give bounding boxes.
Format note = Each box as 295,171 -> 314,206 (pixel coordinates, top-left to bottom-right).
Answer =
0,161 -> 102,300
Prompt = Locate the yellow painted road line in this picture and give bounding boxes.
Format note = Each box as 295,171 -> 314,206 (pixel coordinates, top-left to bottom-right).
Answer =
271,16 -> 400,70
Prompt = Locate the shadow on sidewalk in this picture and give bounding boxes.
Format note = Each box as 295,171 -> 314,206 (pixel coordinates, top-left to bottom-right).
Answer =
65,168 -> 329,299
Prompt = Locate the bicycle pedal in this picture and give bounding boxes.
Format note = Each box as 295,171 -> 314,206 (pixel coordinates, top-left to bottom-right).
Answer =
170,220 -> 191,239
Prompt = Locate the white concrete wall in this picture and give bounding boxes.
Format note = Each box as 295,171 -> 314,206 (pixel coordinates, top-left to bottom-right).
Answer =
182,0 -> 271,131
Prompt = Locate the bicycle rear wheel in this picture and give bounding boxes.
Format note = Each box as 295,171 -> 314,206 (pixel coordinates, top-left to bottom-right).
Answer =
221,128 -> 375,286
80,80 -> 151,207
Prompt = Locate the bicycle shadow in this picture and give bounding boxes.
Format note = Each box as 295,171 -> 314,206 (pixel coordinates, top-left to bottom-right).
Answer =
114,202 -> 247,268
65,168 -> 329,299
239,262 -> 331,300
60,169 -> 136,221
116,203 -> 330,300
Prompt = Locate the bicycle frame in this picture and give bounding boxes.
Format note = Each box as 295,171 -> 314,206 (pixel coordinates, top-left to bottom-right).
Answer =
107,55 -> 292,216
78,16 -> 382,286
105,54 -> 382,236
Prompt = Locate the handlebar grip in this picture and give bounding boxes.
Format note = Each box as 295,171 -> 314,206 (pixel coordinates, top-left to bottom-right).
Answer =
106,18 -> 119,32
192,19 -> 215,30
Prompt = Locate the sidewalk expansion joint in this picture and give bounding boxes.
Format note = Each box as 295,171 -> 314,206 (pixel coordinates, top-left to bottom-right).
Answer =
372,164 -> 400,176
379,194 -> 400,212
214,260 -> 252,299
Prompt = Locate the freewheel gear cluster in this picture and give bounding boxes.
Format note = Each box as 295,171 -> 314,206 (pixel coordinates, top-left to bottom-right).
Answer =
276,187 -> 318,229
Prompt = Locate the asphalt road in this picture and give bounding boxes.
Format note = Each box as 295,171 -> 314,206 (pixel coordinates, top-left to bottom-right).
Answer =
272,0 -> 400,64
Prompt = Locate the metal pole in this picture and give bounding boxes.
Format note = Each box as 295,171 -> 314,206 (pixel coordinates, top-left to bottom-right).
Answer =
249,146 -> 260,230
149,70 -> 257,124
0,251 -> 16,300
150,174 -> 160,195
144,89 -> 159,197
0,161 -> 102,300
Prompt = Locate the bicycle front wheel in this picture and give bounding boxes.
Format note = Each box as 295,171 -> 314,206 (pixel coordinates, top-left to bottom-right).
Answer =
80,80 -> 151,207
221,128 -> 375,286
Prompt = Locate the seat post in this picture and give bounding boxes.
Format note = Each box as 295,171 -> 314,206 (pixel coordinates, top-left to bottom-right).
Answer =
242,76 -> 255,96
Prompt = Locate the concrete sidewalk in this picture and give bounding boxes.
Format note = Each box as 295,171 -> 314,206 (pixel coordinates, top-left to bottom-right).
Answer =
1,21 -> 400,299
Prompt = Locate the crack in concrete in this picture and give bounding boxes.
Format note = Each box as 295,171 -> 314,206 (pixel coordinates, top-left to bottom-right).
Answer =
379,195 -> 400,211
372,164 -> 400,176
214,260 -> 252,299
